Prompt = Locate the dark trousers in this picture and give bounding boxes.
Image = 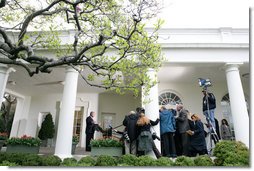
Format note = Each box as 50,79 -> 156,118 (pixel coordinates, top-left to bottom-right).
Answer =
86,133 -> 94,151
188,146 -> 208,157
180,133 -> 190,156
161,132 -> 176,157
174,131 -> 182,156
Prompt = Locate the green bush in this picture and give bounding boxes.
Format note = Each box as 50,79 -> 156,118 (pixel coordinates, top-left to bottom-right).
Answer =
154,157 -> 174,166
21,154 -> 42,166
78,156 -> 96,166
40,155 -> 62,166
0,160 -> 19,166
38,113 -> 55,140
61,158 -> 78,166
1,153 -> 27,165
95,155 -> 117,166
213,140 -> 249,166
117,154 -> 138,166
174,156 -> 195,166
194,155 -> 214,166
136,155 -> 156,166
91,138 -> 123,147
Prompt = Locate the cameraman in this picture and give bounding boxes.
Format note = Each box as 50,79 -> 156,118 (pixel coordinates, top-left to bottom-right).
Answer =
123,110 -> 139,155
202,88 -> 216,131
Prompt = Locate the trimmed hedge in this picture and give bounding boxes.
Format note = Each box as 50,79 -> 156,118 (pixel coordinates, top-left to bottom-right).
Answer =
213,140 -> 249,166
0,140 -> 250,167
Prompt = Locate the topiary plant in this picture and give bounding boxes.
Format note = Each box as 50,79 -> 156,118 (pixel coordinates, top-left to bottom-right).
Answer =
174,156 -> 195,166
213,140 -> 249,166
154,157 -> 174,166
136,155 -> 156,166
61,158 -> 78,166
194,155 -> 214,166
38,113 -> 55,142
95,155 -> 117,166
78,156 -> 96,166
117,154 -> 138,166
40,155 -> 62,166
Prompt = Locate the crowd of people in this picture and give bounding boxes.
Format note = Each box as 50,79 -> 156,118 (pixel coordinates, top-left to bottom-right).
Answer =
84,90 -> 233,158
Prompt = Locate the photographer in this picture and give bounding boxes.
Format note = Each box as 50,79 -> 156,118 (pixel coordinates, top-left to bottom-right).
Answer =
136,112 -> 161,158
202,88 -> 216,130
122,110 -> 139,155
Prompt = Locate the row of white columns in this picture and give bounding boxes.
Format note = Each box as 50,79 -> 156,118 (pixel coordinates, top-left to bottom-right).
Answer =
0,63 -> 249,159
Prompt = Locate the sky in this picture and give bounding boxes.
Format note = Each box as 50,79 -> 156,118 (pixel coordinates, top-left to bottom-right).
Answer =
149,0 -> 250,28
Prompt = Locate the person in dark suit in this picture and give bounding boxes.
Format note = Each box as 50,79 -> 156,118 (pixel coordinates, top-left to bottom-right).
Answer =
85,111 -> 96,151
187,114 -> 208,157
176,104 -> 190,156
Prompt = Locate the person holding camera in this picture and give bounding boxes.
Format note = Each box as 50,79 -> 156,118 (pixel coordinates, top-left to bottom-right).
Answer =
122,110 -> 139,155
136,112 -> 161,158
202,88 -> 216,131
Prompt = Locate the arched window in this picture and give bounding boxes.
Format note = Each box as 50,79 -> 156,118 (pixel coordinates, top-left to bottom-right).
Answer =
158,92 -> 182,108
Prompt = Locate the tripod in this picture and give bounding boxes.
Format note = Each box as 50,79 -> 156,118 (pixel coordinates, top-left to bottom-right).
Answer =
203,87 -> 219,155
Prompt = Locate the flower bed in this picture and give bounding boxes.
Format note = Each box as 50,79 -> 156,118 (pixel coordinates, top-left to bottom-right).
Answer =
6,135 -> 41,147
90,138 -> 123,157
6,135 -> 41,154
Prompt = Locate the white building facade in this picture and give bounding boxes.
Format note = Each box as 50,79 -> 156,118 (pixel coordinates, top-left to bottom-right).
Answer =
0,27 -> 249,158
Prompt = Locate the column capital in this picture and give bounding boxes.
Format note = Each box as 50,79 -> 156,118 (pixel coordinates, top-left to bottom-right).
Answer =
224,63 -> 243,73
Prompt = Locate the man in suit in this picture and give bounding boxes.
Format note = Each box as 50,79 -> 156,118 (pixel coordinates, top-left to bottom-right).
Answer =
176,104 -> 190,156
85,111 -> 96,151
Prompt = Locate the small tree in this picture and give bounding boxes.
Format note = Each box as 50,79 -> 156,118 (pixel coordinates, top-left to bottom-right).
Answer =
38,113 -> 55,141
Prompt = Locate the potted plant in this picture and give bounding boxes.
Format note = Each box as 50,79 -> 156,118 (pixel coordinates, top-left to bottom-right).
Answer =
6,135 -> 41,154
38,113 -> 55,147
72,135 -> 79,154
0,132 -> 8,151
90,138 -> 123,157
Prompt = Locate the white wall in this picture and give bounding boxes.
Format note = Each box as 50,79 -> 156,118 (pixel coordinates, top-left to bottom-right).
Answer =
98,93 -> 141,132
23,93 -> 98,146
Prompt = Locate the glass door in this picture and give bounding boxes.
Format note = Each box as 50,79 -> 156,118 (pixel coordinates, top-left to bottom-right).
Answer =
73,110 -> 83,145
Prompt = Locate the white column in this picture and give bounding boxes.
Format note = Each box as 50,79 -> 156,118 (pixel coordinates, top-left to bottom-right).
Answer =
0,65 -> 15,108
224,63 -> 249,148
54,67 -> 79,158
142,69 -> 161,155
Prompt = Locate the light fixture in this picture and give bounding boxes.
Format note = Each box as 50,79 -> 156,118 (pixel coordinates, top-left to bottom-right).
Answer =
242,73 -> 249,79
198,78 -> 212,87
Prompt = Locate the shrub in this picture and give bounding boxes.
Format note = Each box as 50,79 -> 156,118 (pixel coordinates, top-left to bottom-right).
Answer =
174,156 -> 195,166
21,154 -> 42,166
40,155 -> 62,166
72,135 -> 79,144
154,157 -> 174,166
91,138 -> 122,147
118,154 -> 138,166
194,155 -> 214,166
136,155 -> 156,166
1,153 -> 27,165
6,135 -> 41,146
61,158 -> 78,166
0,161 -> 19,166
95,155 -> 117,166
38,113 -> 55,140
213,140 -> 249,166
78,156 -> 96,166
